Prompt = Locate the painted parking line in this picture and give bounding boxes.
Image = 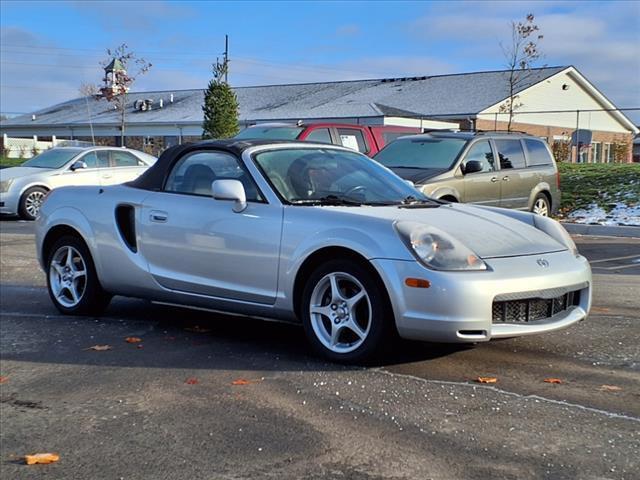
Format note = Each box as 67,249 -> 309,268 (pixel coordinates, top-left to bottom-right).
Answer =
589,254 -> 640,264
591,263 -> 640,271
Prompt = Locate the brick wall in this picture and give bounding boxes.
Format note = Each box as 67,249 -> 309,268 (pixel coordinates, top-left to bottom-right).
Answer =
464,119 -> 634,163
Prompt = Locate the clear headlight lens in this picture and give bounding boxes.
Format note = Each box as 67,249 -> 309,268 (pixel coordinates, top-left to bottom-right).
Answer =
395,222 -> 487,271
0,179 -> 14,193
533,215 -> 578,256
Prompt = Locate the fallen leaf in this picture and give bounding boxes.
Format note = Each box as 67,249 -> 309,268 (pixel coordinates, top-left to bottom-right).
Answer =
185,325 -> 211,333
590,306 -> 610,314
544,378 -> 563,384
85,345 -> 112,351
125,337 -> 142,343
0,376 -> 8,384
185,377 -> 199,385
600,385 -> 622,392
476,377 -> 498,384
25,453 -> 59,465
232,379 -> 251,385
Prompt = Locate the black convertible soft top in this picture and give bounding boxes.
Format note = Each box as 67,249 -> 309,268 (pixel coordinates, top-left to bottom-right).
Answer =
128,139 -> 293,191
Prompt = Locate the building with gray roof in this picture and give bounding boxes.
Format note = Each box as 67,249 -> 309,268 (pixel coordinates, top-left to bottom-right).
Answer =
1,65 -> 637,162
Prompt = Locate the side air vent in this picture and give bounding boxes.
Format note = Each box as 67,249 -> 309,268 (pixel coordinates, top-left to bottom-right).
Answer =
115,204 -> 137,253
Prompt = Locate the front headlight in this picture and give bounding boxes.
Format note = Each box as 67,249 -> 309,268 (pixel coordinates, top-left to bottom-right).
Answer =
395,222 -> 487,271
0,179 -> 14,193
533,215 -> 578,256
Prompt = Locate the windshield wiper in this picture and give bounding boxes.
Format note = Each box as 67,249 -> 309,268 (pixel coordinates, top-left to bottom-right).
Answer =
399,195 -> 441,208
290,195 -> 363,206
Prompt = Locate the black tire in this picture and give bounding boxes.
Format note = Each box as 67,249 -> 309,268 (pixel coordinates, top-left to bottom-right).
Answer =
301,259 -> 394,364
531,193 -> 551,216
45,235 -> 112,315
19,186 -> 48,220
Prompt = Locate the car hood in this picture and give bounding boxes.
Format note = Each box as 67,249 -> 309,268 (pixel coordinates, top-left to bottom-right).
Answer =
389,167 -> 448,184
343,203 -> 566,259
0,166 -> 52,180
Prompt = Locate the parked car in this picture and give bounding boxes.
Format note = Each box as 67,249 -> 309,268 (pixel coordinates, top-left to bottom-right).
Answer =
374,131 -> 560,216
36,140 -> 591,363
0,146 -> 157,220
235,122 -> 421,156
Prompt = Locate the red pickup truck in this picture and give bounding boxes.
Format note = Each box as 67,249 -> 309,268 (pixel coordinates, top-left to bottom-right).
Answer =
235,122 -> 421,156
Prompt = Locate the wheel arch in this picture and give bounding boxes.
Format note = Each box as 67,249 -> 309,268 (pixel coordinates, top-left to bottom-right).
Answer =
422,185 -> 460,203
41,225 -> 87,266
292,246 -> 394,324
527,182 -> 552,210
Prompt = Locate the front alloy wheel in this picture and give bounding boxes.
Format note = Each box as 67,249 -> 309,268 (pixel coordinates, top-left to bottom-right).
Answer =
309,272 -> 372,354
532,194 -> 550,217
19,186 -> 48,220
301,260 -> 392,363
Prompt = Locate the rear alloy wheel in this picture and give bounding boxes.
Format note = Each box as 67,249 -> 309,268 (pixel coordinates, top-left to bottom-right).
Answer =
19,186 -> 48,220
532,193 -> 550,217
46,236 -> 111,315
301,260 -> 391,363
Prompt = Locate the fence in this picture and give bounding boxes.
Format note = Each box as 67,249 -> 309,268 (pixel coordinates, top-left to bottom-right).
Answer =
1,135 -> 93,158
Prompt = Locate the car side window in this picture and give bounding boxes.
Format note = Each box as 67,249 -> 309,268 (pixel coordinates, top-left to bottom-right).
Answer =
96,151 -> 110,168
305,128 -> 333,144
112,151 -> 144,167
79,152 -> 98,168
337,128 -> 368,153
165,151 -> 263,201
463,140 -> 496,172
523,139 -> 553,166
494,139 -> 526,169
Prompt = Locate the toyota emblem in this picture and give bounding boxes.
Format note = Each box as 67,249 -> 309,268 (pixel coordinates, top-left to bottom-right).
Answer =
536,258 -> 550,268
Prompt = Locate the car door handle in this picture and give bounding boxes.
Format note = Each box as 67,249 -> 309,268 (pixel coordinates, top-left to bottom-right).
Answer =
502,176 -> 510,181
150,210 -> 168,223
490,177 -> 498,183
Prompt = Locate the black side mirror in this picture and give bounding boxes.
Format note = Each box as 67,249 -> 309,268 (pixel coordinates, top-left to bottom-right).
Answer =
70,160 -> 88,171
463,160 -> 483,174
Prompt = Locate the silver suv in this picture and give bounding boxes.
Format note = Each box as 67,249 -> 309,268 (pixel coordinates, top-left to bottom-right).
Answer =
374,131 -> 560,216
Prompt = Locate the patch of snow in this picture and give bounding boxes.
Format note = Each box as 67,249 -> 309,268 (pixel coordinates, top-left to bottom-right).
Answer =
568,202 -> 640,227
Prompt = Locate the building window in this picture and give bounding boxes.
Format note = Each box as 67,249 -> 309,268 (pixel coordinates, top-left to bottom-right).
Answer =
604,143 -> 612,163
592,142 -> 602,163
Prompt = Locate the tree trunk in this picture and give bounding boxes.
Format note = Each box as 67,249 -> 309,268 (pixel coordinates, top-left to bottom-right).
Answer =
120,94 -> 126,147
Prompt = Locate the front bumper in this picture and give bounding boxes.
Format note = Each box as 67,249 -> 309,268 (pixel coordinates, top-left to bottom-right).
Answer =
0,190 -> 19,215
372,250 -> 592,343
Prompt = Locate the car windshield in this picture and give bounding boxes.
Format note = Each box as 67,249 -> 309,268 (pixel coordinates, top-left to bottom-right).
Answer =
22,149 -> 83,169
235,126 -> 304,140
254,147 -> 431,206
374,137 -> 467,169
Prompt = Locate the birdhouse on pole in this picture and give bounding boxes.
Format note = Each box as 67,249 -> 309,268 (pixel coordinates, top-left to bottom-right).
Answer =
102,58 -> 129,97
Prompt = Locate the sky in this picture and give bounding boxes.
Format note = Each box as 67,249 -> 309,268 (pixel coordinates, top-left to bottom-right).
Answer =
1,0 -> 639,123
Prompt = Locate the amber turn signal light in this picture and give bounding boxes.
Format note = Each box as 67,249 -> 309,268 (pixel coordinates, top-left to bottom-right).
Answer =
405,278 -> 431,288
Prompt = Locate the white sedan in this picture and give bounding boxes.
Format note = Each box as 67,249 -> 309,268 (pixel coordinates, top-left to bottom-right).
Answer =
1,146 -> 156,220
35,140 -> 591,363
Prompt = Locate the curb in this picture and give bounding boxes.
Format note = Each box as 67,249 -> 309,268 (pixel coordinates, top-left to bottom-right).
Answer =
561,222 -> 640,238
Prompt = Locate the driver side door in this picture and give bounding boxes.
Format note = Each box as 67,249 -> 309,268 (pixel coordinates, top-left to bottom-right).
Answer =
137,149 -> 283,304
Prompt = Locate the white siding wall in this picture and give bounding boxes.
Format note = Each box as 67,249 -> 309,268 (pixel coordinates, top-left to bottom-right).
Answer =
480,69 -> 631,134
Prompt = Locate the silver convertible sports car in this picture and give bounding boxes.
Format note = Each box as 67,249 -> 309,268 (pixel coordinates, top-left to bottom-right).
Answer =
35,140 -> 592,363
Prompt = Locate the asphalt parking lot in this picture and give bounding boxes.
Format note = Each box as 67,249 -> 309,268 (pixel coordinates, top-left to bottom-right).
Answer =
1,219 -> 639,480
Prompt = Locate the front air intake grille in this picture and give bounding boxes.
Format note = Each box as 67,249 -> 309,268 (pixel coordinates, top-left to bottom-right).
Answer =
492,290 -> 580,324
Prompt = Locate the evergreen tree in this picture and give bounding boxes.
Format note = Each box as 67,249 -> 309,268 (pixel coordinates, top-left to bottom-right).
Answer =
202,60 -> 239,139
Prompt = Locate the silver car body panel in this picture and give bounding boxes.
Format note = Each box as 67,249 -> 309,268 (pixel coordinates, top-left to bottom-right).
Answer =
35,142 -> 591,343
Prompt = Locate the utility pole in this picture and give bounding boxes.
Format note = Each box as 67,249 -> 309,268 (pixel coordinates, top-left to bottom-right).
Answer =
224,34 -> 229,83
